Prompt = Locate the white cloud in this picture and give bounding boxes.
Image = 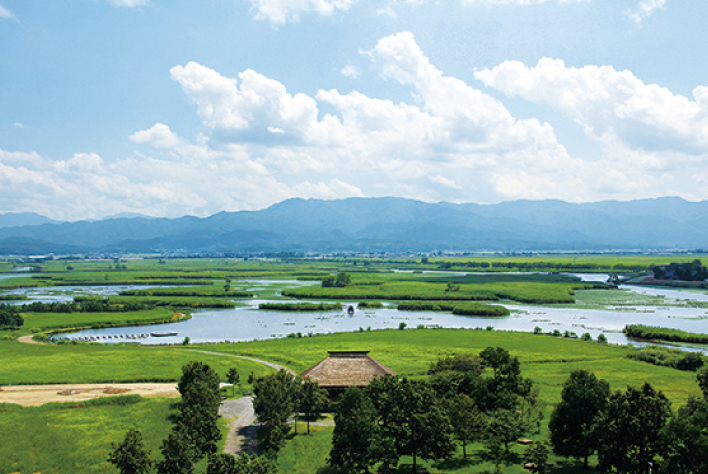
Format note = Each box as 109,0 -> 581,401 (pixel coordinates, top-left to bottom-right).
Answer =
5,30 -> 708,220
340,65 -> 360,78
246,0 -> 356,25
0,4 -> 17,21
475,57 -> 708,153
130,123 -> 181,148
624,0 -> 666,24
107,0 -> 150,8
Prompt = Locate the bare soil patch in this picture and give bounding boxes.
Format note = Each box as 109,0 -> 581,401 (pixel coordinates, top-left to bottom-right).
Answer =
0,383 -> 179,407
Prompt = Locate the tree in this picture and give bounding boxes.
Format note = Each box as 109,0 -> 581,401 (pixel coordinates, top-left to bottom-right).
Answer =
299,379 -> 328,434
443,394 -> 486,459
157,425 -> 196,474
330,387 -> 390,472
525,441 -> 551,474
698,369 -> 708,398
0,304 -> 24,329
334,272 -> 351,287
252,369 -> 298,453
549,370 -> 610,467
176,361 -> 222,461
476,346 -> 526,412
206,453 -> 278,474
107,429 -> 153,474
598,383 -> 672,474
661,397 -> 708,474
227,368 -> 240,398
367,376 -> 454,473
486,409 -> 524,455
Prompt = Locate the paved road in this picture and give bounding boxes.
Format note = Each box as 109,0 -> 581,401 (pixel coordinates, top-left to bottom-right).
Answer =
220,396 -> 259,455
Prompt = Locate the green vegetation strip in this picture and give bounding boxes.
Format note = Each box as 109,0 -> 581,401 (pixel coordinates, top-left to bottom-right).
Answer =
258,302 -> 343,312
624,324 -> 708,344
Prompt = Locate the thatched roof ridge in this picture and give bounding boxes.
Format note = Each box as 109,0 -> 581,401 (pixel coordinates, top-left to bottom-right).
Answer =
300,351 -> 396,388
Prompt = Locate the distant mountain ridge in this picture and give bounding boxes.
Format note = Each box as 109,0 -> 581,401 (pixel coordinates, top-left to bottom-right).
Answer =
0,212 -> 62,229
0,197 -> 706,255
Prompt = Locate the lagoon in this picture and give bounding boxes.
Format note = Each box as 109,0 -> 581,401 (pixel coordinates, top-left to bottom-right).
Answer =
64,276 -> 708,350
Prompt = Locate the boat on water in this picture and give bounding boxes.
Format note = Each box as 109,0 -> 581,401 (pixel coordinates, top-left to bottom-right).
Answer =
151,332 -> 178,337
347,305 -> 355,315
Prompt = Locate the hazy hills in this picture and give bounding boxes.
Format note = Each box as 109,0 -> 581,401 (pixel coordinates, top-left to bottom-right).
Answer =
0,197 -> 706,255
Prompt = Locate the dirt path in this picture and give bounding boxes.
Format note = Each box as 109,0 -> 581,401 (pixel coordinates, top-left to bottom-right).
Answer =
0,383 -> 179,407
181,349 -> 295,375
17,335 -> 45,345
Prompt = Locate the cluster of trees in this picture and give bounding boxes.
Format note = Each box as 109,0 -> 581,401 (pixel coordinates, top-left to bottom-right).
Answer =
329,348 -> 543,473
0,304 -> 23,328
252,370 -> 329,453
550,369 -> 708,474
321,272 -> 351,288
258,303 -> 342,312
108,362 -> 275,474
19,298 -> 155,313
651,259 -> 708,281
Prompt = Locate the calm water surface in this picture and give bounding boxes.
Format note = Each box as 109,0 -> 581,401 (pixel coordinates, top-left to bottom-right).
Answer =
61,275 -> 708,350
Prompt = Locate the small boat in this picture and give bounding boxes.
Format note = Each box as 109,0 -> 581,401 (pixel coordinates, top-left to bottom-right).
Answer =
151,332 -> 178,337
347,305 -> 355,315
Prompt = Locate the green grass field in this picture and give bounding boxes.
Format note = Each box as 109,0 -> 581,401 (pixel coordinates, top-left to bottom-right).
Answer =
0,340 -> 275,385
0,397 -> 175,474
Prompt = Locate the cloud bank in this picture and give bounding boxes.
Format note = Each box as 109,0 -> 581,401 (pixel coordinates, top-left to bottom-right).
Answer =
1,31 -> 706,220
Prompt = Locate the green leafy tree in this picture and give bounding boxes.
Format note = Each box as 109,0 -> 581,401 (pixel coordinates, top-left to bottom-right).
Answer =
598,383 -> 672,474
334,272 -> 351,287
525,440 -> 551,474
549,370 -> 610,467
252,369 -> 298,453
227,368 -> 240,397
443,394 -> 487,459
299,379 -> 328,434
698,369 -> 708,398
0,304 -> 24,329
107,429 -> 153,474
157,425 -> 196,474
487,409 -> 524,455
661,397 -> 708,474
176,361 -> 222,461
330,387 -> 391,472
206,453 -> 278,474
367,376 -> 454,473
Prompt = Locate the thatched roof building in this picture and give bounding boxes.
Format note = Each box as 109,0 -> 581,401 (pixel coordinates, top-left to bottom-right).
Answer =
300,351 -> 396,397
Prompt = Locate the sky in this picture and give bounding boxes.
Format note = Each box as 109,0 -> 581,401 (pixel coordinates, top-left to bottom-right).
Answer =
1,0 -> 707,221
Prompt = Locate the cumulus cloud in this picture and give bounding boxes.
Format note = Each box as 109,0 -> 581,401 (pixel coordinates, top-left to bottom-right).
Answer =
246,0 -> 356,25
130,123 -> 181,148
5,30 -> 708,220
624,0 -> 666,23
0,4 -> 17,21
475,57 -> 708,154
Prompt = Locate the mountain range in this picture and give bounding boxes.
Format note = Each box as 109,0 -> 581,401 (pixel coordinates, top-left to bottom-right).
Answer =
0,197 -> 706,255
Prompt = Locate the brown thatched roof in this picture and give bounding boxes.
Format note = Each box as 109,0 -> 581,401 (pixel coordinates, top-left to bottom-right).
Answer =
300,351 -> 396,388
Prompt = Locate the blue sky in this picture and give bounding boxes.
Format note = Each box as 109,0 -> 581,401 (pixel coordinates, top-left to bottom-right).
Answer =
1,0 -> 707,220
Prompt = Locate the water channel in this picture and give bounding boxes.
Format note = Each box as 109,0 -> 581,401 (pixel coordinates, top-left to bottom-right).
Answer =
43,274 -> 708,350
